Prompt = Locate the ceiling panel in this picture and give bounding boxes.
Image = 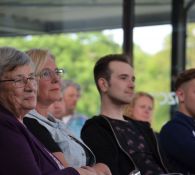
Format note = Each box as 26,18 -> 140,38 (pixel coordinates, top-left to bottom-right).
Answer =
0,0 -> 194,36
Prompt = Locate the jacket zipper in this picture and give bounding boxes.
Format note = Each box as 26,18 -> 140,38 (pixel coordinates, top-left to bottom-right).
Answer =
152,130 -> 169,173
103,116 -> 139,173
68,134 -> 96,166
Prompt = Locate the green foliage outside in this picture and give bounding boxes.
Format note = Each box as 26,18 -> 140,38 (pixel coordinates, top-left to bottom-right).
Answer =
0,32 -> 122,120
1,24 -> 195,131
133,44 -> 171,131
186,24 -> 195,68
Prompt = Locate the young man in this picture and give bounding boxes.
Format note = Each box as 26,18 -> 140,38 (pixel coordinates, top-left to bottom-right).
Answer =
81,54 -> 169,175
160,68 -> 195,174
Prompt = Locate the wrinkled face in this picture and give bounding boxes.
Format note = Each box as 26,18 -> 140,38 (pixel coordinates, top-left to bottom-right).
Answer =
48,97 -> 66,119
132,96 -> 153,123
100,61 -> 135,105
63,86 -> 80,114
177,79 -> 195,118
0,64 -> 37,118
37,56 -> 62,106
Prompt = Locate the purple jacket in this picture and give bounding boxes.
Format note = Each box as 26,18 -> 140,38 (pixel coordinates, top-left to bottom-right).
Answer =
0,104 -> 80,175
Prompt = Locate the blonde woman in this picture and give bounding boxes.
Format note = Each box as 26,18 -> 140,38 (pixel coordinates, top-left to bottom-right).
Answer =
123,91 -> 154,124
24,48 -> 111,175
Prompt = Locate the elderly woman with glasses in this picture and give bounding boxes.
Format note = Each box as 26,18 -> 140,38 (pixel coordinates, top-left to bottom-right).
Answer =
23,48 -> 111,175
0,47 -> 79,175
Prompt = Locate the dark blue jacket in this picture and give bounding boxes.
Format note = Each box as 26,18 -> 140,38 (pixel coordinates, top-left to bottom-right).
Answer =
160,111 -> 195,174
0,104 -> 80,175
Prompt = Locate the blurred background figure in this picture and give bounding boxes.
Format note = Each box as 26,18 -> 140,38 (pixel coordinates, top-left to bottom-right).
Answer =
49,79 -> 88,138
123,91 -> 154,124
49,96 -> 66,120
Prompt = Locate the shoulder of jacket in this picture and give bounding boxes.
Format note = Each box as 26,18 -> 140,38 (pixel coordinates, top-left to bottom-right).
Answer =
84,115 -> 110,127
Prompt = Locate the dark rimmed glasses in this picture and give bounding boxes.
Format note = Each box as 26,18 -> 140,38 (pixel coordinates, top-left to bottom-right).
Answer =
37,68 -> 65,81
0,75 -> 37,88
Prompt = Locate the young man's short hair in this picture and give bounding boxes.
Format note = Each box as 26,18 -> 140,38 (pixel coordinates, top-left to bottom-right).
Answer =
94,54 -> 130,92
175,68 -> 195,90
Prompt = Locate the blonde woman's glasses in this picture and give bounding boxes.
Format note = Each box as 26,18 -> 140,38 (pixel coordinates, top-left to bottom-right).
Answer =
37,68 -> 65,81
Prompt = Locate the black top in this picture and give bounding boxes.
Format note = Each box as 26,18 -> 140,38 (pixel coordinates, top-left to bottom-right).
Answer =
81,115 -> 168,175
24,116 -> 96,167
23,117 -> 61,153
109,117 -> 164,174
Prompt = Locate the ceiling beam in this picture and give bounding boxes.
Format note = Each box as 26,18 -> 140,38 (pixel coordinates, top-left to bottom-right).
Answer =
0,15 -> 45,35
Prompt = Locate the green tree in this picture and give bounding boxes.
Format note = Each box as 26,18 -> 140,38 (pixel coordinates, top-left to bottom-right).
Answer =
186,24 -> 195,68
0,32 -> 121,117
0,29 -> 176,131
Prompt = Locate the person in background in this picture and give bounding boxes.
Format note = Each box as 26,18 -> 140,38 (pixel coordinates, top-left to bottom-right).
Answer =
49,79 -> 88,138
123,91 -> 154,124
49,95 -> 66,120
160,68 -> 195,174
123,91 -> 162,151
0,47 -> 79,175
81,54 -> 170,175
24,48 -> 111,175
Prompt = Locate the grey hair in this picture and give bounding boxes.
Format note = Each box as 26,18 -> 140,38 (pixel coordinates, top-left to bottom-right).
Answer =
61,79 -> 81,92
0,47 -> 33,78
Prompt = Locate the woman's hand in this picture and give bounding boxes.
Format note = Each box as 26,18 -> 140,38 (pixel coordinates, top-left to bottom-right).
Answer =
77,164 -> 112,175
92,163 -> 112,175
76,166 -> 97,175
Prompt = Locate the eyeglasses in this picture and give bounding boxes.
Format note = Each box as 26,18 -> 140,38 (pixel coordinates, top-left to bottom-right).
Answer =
0,75 -> 37,88
37,68 -> 65,81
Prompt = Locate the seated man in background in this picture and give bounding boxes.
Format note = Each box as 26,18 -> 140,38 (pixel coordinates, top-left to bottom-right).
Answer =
49,79 -> 87,138
48,95 -> 66,120
160,68 -> 195,174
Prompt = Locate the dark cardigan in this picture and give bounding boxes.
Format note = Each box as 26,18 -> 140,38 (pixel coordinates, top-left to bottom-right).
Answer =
81,115 -> 168,175
0,104 -> 80,175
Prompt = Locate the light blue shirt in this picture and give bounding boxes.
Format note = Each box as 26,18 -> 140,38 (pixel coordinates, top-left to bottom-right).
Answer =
62,113 -> 88,138
25,109 -> 95,168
